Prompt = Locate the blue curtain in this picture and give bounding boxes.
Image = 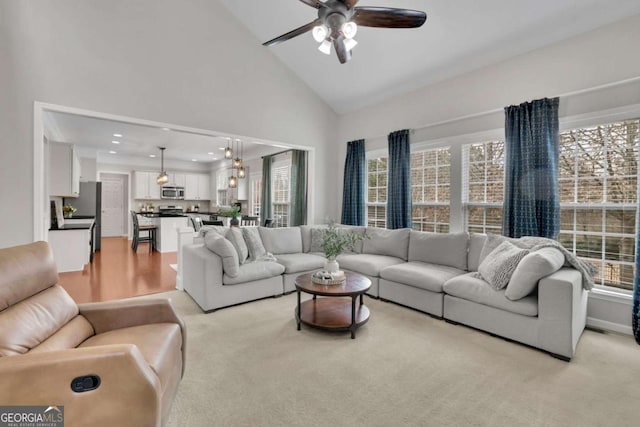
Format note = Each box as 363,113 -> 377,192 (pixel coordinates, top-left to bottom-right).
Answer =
634,189 -> 640,344
387,129 -> 412,229
341,139 -> 366,226
260,155 -> 273,227
502,98 -> 560,239
290,150 -> 307,226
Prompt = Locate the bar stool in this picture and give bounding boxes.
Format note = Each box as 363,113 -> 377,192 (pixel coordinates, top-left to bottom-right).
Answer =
131,211 -> 157,252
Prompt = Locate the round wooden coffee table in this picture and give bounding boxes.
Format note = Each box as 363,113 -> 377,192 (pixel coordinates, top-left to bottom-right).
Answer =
295,271 -> 371,339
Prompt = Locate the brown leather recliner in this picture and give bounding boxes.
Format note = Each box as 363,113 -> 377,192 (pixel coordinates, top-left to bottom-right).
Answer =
0,241 -> 186,427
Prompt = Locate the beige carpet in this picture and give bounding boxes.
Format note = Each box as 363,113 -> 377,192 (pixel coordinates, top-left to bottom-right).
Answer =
157,290 -> 640,427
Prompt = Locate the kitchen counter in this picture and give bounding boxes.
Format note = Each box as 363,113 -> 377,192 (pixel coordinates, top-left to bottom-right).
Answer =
50,223 -> 93,230
137,212 -> 187,218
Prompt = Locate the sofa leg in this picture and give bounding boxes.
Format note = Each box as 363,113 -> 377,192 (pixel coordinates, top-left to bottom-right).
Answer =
444,318 -> 459,326
549,352 -> 571,362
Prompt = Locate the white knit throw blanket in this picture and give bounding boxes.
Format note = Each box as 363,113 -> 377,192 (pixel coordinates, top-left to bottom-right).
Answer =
482,235 -> 598,290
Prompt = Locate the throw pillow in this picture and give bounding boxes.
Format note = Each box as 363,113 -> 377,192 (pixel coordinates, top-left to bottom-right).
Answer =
478,233 -> 508,265
242,227 -> 267,261
226,227 -> 249,265
199,225 -> 227,239
310,228 -> 324,253
204,232 -> 239,277
478,241 -> 529,290
505,247 -> 565,300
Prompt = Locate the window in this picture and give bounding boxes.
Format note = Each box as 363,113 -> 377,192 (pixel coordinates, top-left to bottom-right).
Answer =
462,141 -> 505,234
461,120 -> 639,291
249,173 -> 262,217
216,169 -> 229,207
272,161 -> 290,227
411,147 -> 451,232
557,119 -> 639,291
366,157 -> 387,228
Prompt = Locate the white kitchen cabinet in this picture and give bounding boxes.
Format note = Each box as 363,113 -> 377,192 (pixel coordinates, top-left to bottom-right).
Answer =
48,227 -> 91,272
133,171 -> 161,200
168,172 -> 186,187
184,173 -> 210,201
50,142 -> 81,197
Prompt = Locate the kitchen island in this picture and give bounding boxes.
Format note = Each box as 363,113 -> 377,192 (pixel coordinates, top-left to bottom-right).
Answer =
138,213 -> 189,252
48,220 -> 94,272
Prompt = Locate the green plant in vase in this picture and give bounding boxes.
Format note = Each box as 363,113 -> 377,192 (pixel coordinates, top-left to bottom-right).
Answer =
63,204 -> 77,219
320,224 -> 365,274
219,206 -> 241,226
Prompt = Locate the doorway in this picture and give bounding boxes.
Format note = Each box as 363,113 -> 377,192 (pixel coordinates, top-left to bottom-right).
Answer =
100,173 -> 128,237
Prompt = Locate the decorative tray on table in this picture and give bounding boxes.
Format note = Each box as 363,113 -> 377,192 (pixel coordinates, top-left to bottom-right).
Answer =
311,270 -> 346,285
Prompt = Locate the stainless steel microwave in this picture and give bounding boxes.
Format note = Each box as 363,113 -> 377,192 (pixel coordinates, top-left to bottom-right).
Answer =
161,186 -> 185,200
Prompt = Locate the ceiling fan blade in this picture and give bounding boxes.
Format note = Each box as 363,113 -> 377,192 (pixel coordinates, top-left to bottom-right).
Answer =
336,0 -> 360,8
263,19 -> 321,47
353,7 -> 427,28
298,0 -> 325,9
333,35 -> 352,64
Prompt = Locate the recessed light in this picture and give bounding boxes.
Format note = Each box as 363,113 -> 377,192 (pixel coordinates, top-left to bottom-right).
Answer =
207,152 -> 214,155
218,147 -> 225,151
149,154 -> 156,158
111,140 -> 120,144
108,150 -> 117,154
162,127 -> 170,131
191,159 -> 198,162
211,157 -> 218,160
113,133 -> 123,138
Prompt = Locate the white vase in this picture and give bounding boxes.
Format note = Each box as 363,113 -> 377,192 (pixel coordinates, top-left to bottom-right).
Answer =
324,256 -> 339,274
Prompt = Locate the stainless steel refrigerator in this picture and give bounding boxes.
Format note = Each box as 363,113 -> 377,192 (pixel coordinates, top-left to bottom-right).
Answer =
64,181 -> 102,251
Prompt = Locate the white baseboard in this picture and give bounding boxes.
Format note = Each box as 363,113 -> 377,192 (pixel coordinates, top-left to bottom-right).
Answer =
587,317 -> 633,335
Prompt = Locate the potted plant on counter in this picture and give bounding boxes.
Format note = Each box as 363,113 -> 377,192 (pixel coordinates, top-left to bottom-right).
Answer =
63,204 -> 77,219
220,206 -> 241,226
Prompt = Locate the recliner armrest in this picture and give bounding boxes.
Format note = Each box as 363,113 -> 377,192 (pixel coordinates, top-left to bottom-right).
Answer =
79,298 -> 186,375
0,344 -> 162,427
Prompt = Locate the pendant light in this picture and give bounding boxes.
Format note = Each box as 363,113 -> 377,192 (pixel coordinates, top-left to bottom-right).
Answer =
156,147 -> 169,185
224,138 -> 233,159
238,139 -> 246,179
233,139 -> 242,169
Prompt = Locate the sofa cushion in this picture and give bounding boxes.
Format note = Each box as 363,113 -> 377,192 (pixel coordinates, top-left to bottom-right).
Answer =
275,253 -> 326,274
0,285 -> 79,356
310,227 -> 366,255
337,254 -> 404,277
29,315 -> 95,354
259,227 -> 303,254
443,273 -> 538,317
408,231 -> 469,270
242,227 -> 267,261
478,241 -> 529,290
205,232 -> 239,277
223,261 -> 285,285
505,247 -> 565,300
198,225 -> 227,239
380,261 -> 466,293
362,228 -> 410,260
79,323 -> 182,389
338,225 -> 366,254
300,225 -> 326,253
226,227 -> 249,265
467,233 -> 487,272
310,228 -> 325,253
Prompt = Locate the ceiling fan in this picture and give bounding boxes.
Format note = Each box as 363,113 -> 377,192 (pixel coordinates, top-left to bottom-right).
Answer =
263,0 -> 427,64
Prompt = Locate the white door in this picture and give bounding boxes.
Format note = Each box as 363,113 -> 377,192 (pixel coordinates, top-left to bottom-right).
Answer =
101,174 -> 127,237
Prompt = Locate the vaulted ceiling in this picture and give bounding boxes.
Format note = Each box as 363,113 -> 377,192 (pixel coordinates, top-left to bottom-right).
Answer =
220,0 -> 640,113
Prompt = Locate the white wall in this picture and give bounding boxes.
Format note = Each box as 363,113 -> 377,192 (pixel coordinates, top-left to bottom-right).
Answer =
0,0 -> 338,247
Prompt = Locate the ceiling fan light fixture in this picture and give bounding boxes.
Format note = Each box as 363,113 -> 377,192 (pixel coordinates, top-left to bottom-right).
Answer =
312,25 -> 328,43
318,39 -> 332,55
342,21 -> 357,39
344,38 -> 358,51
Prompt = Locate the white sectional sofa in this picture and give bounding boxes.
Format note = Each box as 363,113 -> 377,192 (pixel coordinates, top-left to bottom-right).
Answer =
180,226 -> 589,360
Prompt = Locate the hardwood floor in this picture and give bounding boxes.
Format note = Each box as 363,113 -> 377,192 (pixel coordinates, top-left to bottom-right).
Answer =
58,237 -> 177,304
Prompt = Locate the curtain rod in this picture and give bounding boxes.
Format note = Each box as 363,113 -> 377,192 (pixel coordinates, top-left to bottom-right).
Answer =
357,75 -> 640,142
261,149 -> 292,159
